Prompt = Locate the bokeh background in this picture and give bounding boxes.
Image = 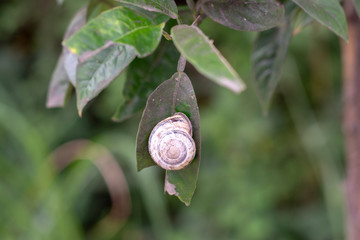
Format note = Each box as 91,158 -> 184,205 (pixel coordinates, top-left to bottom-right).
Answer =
0,0 -> 345,239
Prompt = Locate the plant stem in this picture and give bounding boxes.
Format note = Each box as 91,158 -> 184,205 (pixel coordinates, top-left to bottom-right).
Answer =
162,30 -> 172,40
342,1 -> 360,239
177,55 -> 186,72
191,14 -> 206,26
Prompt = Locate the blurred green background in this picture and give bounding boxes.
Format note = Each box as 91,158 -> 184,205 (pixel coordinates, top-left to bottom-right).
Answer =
0,0 -> 345,239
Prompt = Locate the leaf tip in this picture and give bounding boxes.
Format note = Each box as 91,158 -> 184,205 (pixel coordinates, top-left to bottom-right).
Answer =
164,174 -> 179,196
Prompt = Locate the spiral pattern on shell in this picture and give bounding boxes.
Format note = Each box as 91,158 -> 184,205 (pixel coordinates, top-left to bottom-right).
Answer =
148,112 -> 196,170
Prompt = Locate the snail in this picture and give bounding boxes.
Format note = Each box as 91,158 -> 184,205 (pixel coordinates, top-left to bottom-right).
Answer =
148,112 -> 196,170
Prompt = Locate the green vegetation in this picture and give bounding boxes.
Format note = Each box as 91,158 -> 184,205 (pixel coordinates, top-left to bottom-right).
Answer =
0,0 -> 344,239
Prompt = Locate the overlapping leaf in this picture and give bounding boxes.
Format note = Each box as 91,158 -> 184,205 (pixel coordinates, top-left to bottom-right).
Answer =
136,72 -> 201,205
64,7 -> 165,59
252,2 -> 296,112
46,54 -> 72,108
46,8 -> 87,108
293,9 -> 314,35
86,0 -> 116,20
116,0 -> 178,18
112,40 -> 179,122
202,0 -> 285,31
291,0 -> 348,41
76,45 -> 136,115
171,25 -> 246,93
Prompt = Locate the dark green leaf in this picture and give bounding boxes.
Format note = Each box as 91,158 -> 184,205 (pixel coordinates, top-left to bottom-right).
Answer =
112,40 -> 179,122
115,0 -> 178,18
291,0 -> 348,41
202,0 -> 285,31
117,3 -> 170,25
251,3 -> 296,112
76,44 -> 136,115
171,25 -> 246,93
46,54 -> 72,108
354,0 -> 360,19
136,72 -> 201,205
86,0 -> 115,20
64,7 -> 165,59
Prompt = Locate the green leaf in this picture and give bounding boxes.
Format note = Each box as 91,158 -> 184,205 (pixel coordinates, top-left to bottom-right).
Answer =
291,0 -> 348,41
112,40 -> 179,122
46,54 -> 72,108
201,0 -> 285,31
118,4 -> 170,25
293,9 -> 314,35
86,0 -> 115,20
251,2 -> 296,112
354,0 -> 360,19
76,44 -> 136,115
171,25 -> 246,93
136,72 -> 201,205
46,8 -> 87,108
115,0 -> 178,19
64,7 -> 165,59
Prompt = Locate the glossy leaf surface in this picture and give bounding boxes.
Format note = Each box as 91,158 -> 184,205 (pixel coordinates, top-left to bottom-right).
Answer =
116,0 -> 178,18
171,25 -> 246,93
64,7 -> 165,59
202,0 -> 285,31
76,44 -> 136,115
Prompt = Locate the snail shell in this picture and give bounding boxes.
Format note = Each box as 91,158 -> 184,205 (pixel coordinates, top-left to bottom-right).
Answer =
148,112 -> 196,170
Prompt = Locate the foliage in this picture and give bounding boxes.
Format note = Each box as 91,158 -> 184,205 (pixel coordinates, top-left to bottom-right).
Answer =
45,0 -> 352,206
0,0 -> 346,238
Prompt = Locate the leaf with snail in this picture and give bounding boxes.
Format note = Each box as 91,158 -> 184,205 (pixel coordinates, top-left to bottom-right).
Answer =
136,72 -> 201,205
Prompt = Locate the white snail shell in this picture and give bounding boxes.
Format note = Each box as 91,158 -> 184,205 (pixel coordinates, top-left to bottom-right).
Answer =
148,112 -> 196,170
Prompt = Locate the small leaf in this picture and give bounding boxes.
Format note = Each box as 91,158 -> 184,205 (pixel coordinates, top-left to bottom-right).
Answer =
201,0 -> 285,31
46,54 -> 72,108
136,72 -> 201,205
76,44 -> 136,115
64,7 -> 165,59
291,0 -> 348,41
112,40 -> 179,122
251,2 -> 296,112
171,25 -> 246,93
354,0 -> 360,19
115,0 -> 178,19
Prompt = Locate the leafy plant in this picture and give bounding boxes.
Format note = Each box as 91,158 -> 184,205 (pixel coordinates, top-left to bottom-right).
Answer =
47,0 -> 353,209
